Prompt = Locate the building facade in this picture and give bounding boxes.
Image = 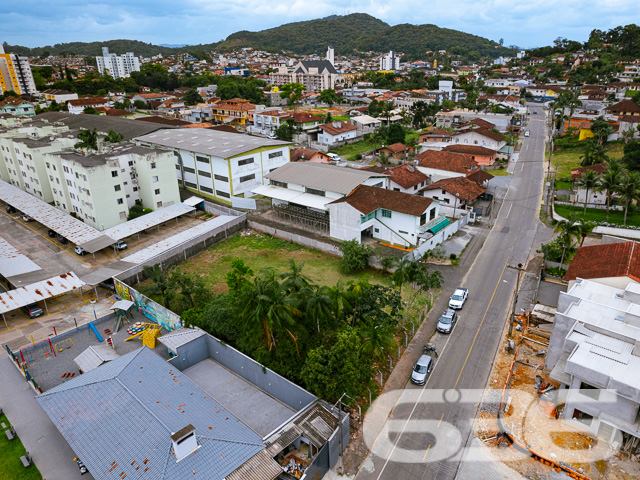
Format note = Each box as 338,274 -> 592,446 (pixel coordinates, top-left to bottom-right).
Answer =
96,47 -> 140,79
0,45 -> 37,95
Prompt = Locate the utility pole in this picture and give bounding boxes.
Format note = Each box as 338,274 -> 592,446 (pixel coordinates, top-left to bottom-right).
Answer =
507,263 -> 525,337
333,392 -> 356,475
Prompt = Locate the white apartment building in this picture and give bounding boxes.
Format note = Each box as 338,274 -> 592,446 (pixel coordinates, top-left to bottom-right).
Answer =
135,129 -> 292,202
96,47 -> 140,79
380,51 -> 399,71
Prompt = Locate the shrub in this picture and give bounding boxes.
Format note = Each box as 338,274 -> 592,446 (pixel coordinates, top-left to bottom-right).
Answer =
339,240 -> 373,273
449,253 -> 457,260
431,246 -> 447,259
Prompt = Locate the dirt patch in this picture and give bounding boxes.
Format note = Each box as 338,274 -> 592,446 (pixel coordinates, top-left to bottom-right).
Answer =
550,432 -> 596,450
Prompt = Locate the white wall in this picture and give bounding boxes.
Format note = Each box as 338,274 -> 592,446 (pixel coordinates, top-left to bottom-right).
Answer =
416,166 -> 464,183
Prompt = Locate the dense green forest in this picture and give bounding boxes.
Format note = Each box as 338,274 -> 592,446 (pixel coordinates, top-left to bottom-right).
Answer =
4,13 -> 511,60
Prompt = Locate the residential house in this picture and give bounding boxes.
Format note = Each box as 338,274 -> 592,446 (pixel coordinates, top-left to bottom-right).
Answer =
442,144 -> 496,165
0,96 -> 34,116
130,93 -> 173,105
570,163 -> 608,205
378,142 -> 413,161
563,241 -> 640,290
606,100 -> 640,118
328,185 -> 439,247
451,127 -> 506,151
364,164 -> 428,194
67,97 -> 109,115
419,129 -> 453,144
135,128 -> 291,201
41,89 -> 78,104
422,176 -> 487,213
415,150 -> 479,183
290,147 -> 330,163
317,121 -> 358,146
351,115 -> 383,130
210,98 -> 255,130
436,110 -> 513,132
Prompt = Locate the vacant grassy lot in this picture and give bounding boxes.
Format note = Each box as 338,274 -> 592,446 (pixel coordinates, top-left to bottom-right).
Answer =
0,414 -> 42,480
175,232 -> 393,294
330,138 -> 383,161
552,142 -> 624,180
488,168 -> 510,176
555,203 -> 640,227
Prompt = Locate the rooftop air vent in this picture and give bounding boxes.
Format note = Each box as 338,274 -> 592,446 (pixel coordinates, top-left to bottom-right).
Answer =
171,424 -> 199,462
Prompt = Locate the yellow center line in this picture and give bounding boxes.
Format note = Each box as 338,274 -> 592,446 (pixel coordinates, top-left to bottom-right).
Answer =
437,413 -> 444,428
453,260 -> 509,390
423,444 -> 431,461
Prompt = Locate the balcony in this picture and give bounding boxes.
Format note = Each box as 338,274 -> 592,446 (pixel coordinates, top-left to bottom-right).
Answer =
419,215 -> 450,234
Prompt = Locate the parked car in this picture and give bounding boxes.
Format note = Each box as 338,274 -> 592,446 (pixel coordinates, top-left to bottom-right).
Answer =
22,215 -> 33,222
75,245 -> 87,256
411,354 -> 433,385
112,240 -> 128,251
267,133 -> 278,140
48,229 -> 57,237
21,303 -> 44,319
525,130 -> 530,137
99,278 -> 116,292
326,153 -> 341,161
436,309 -> 458,334
5,205 -> 16,213
58,235 -> 69,244
448,288 -> 468,310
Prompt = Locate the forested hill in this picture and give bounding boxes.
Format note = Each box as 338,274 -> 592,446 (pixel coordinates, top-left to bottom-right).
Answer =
4,13 -> 512,59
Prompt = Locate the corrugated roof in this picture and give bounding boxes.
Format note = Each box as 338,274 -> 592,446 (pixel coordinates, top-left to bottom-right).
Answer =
0,237 -> 42,278
103,203 -> 195,241
74,345 -> 121,373
0,272 -> 84,314
37,347 -> 267,480
225,448 -> 282,480
158,328 -> 206,354
135,129 -> 292,159
265,162 -> 385,196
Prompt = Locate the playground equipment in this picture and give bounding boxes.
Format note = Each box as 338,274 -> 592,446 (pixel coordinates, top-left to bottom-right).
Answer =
54,338 -> 74,352
125,323 -> 162,348
88,322 -> 103,342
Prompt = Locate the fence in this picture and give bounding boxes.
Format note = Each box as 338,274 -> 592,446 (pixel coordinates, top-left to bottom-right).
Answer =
114,279 -> 181,331
555,200 -> 622,211
406,213 -> 470,261
248,220 -> 343,256
115,213 -> 247,285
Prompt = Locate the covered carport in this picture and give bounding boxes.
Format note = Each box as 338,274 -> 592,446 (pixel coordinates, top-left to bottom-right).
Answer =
0,272 -> 85,328
0,238 -> 42,287
183,195 -> 206,211
78,261 -> 137,299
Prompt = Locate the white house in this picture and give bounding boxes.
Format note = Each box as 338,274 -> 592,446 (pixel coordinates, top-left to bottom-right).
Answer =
422,176 -> 487,216
415,150 -> 480,183
452,127 -> 506,151
328,185 -> 439,247
135,129 -> 292,201
317,121 -> 358,146
67,97 -> 110,115
571,164 -> 607,205
363,164 -> 428,195
350,115 -> 382,130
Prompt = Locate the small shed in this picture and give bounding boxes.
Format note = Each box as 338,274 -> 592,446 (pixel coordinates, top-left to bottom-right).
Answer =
74,345 -> 121,373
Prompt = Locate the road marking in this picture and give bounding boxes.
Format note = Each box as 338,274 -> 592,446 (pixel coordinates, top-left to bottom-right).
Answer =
520,162 -> 525,172
453,260 -> 508,390
504,203 -> 513,219
495,186 -> 510,218
423,444 -> 431,461
437,413 -> 444,428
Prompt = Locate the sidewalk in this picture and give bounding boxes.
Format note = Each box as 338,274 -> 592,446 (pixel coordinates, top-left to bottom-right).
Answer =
0,355 -> 92,480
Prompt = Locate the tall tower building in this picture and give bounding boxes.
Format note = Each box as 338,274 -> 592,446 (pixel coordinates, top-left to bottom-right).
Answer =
96,47 -> 140,79
0,44 -> 37,95
380,51 -> 399,72
326,46 -> 335,67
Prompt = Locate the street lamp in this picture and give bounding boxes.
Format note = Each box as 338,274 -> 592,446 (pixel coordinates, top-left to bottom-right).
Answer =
455,193 -> 460,218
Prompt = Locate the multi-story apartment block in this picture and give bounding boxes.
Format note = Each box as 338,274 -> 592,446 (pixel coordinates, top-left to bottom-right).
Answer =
269,49 -> 340,93
0,44 -> 37,95
135,128 -> 291,202
380,51 -> 400,72
96,47 -> 140,79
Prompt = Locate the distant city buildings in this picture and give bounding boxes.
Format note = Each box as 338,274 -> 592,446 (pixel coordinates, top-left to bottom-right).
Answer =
380,51 -> 399,72
96,47 -> 140,79
269,49 -> 340,92
0,44 -> 37,95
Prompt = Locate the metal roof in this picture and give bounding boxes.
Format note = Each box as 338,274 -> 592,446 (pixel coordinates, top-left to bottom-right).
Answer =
78,260 -> 137,287
135,129 -> 292,159
0,180 -> 112,248
183,195 -> 205,207
103,203 -> 195,241
110,300 -> 134,311
0,272 -> 85,314
265,162 -> 386,196
0,237 -> 41,278
74,345 -> 121,373
37,347 -> 268,480
252,185 -> 330,211
120,215 -> 235,264
158,327 -> 206,355
225,449 -> 282,480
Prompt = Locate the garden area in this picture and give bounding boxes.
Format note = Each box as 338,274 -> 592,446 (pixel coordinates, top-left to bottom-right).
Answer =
555,204 -> 640,227
0,412 -> 42,480
329,137 -> 383,161
136,232 -> 442,408
552,136 -> 624,181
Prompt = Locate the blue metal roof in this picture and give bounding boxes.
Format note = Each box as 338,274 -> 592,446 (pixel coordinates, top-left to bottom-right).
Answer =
37,347 -> 266,480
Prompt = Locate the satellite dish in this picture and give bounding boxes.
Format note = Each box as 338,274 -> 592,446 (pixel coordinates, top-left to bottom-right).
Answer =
49,136 -> 54,141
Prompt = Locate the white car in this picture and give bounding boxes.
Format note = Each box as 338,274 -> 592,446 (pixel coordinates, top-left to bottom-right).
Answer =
449,288 -> 468,310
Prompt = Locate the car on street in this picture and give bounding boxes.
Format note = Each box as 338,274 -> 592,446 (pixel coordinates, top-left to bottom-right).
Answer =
75,245 -> 88,256
411,354 -> 433,385
267,133 -> 278,140
21,303 -> 44,319
449,287 -> 468,309
437,309 -> 458,334
525,130 -> 530,137
5,205 -> 16,213
112,240 -> 128,251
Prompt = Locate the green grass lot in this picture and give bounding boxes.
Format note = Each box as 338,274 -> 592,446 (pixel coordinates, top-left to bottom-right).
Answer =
323,115 -> 350,122
0,414 -> 42,480
330,138 -> 383,161
554,180 -> 573,191
488,168 -> 510,176
552,142 -> 624,180
554,203 -> 640,227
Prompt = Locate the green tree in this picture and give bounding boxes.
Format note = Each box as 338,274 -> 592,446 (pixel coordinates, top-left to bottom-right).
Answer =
304,285 -> 333,332
553,214 -> 582,269
339,240 -> 373,274
182,89 -> 201,106
590,116 -> 613,146
386,123 -> 406,145
618,171 -> 640,226
575,169 -> 600,215
580,141 -> 608,167
359,323 -> 395,363
83,106 -> 99,115
133,99 -> 146,109
74,128 -> 98,151
556,90 -> 582,118
275,118 -> 295,141
623,140 -> 640,171
319,88 -> 337,107
280,260 -> 312,294
226,258 -> 254,294
141,264 -> 173,307
597,161 -> 624,221
325,111 -> 333,123
622,129 -> 636,145
104,129 -> 124,143
279,82 -> 305,106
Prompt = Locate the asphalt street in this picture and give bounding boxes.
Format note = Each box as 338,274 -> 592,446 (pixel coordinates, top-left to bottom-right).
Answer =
355,105 -> 548,480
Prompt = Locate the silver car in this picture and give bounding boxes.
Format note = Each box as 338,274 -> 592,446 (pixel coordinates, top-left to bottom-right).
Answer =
411,355 -> 433,385
448,288 -> 468,310
437,309 -> 458,334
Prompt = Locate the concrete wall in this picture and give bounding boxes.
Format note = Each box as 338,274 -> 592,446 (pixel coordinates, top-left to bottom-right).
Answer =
249,220 -> 343,257
167,334 -> 209,370
406,213 -> 468,261
328,203 -> 362,244
545,308 -> 577,371
205,335 -> 316,412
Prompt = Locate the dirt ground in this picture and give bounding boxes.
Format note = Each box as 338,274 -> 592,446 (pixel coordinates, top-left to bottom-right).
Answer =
475,315 -> 640,480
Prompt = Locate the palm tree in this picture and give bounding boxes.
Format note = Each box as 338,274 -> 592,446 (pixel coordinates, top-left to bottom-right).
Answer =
142,264 -> 172,307
576,221 -> 597,247
553,214 -> 581,269
359,323 -> 396,364
596,162 -> 624,222
580,141 -> 608,167
74,128 -> 98,151
575,169 -> 600,215
618,172 -> 640,226
327,281 -> 352,321
279,260 -> 311,294
305,285 -> 333,332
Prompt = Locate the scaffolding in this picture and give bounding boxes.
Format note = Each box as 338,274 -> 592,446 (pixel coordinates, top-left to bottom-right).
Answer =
273,204 -> 330,232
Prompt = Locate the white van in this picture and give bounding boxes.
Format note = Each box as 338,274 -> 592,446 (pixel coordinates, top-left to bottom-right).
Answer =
326,153 -> 341,161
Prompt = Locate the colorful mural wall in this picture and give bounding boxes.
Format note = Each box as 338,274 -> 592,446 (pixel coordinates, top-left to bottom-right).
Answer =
114,278 -> 181,331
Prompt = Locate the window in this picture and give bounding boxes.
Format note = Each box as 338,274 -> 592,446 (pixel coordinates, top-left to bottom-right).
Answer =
420,213 -> 427,226
152,176 -> 159,183
579,382 -> 599,400
360,211 -> 375,223
373,182 -> 383,188
399,230 -> 409,234
238,157 -> 254,166
198,170 -> 211,178
214,174 -> 229,182
150,162 -> 156,169
184,181 -> 198,189
216,190 -> 230,198
271,180 -> 287,188
430,208 -> 436,220
381,209 -> 392,218
128,161 -> 134,166
111,170 -> 118,177
46,162 -> 50,168
121,168 -> 125,172
119,212 -> 127,220
175,164 -> 180,169
66,179 -> 73,186
200,185 -> 213,193
157,201 -> 163,208
239,174 -> 255,183
268,151 -> 283,159
117,198 -> 124,205
196,155 -> 209,164
75,172 -> 79,179
114,185 -> 121,192
183,166 -> 195,174
83,175 -> 87,181
154,189 -> 160,195
305,187 -> 325,196
63,166 -> 69,173
572,409 -> 593,427
133,187 -> 138,192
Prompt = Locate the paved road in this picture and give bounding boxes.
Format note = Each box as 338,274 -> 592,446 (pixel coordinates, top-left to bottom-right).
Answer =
355,105 -> 548,480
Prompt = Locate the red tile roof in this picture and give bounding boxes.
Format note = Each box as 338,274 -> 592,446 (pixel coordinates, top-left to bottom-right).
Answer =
0,97 -> 31,108
570,163 -> 607,180
564,241 -> 640,283
329,185 -> 433,216
465,127 -> 506,142
421,129 -> 453,137
424,176 -> 487,200
443,145 -> 497,156
293,112 -> 323,123
382,143 -> 410,154
415,150 -> 478,174
619,115 -> 640,124
460,118 -> 495,129
319,121 -> 358,136
105,108 -> 130,117
606,100 -> 640,115
466,169 -> 494,184
290,148 -> 329,162
67,97 -> 108,107
136,93 -> 169,100
387,164 -> 428,189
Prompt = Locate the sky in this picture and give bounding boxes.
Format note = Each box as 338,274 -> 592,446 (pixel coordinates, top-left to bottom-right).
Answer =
1,0 -> 636,50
